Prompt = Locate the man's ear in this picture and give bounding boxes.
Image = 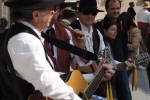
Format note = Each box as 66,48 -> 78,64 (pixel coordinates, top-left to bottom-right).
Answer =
32,10 -> 39,23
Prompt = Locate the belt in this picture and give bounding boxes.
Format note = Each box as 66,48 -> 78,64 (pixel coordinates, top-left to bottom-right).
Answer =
138,22 -> 148,28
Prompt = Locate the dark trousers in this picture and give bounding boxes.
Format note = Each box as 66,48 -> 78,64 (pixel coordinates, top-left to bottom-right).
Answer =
138,27 -> 148,50
115,70 -> 131,100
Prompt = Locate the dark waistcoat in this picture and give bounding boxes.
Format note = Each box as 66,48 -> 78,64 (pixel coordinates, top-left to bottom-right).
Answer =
0,22 -> 49,100
44,23 -> 70,73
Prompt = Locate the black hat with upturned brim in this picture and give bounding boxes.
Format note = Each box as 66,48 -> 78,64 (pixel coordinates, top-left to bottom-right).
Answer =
76,0 -> 104,12
4,0 -> 64,9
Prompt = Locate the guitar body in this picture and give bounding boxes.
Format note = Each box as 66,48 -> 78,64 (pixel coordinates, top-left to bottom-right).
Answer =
66,70 -> 88,94
28,70 -> 89,100
28,91 -> 51,100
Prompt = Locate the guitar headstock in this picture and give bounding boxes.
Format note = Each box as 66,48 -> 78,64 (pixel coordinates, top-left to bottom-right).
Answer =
135,53 -> 150,69
103,47 -> 117,70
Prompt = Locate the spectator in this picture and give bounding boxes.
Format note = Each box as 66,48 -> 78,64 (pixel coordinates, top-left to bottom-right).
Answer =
127,2 -> 136,20
61,7 -> 76,25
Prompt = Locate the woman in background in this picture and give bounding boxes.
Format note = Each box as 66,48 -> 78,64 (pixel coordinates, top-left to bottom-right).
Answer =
119,12 -> 142,59
100,21 -> 118,99
103,21 -> 117,47
119,12 -> 150,100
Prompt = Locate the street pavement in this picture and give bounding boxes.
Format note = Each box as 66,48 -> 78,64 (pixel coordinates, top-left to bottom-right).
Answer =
129,70 -> 150,100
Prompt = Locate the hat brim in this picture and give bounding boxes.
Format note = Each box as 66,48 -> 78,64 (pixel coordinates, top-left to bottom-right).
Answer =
142,6 -> 150,8
72,7 -> 104,12
4,0 -> 64,9
63,10 -> 75,14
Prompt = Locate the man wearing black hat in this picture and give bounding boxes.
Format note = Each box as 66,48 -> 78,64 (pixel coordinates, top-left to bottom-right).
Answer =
70,0 -> 134,99
0,0 -> 85,100
70,0 -> 105,60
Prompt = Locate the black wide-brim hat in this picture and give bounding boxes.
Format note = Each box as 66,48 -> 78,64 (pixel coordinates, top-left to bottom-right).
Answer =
76,0 -> 104,12
4,0 -> 64,9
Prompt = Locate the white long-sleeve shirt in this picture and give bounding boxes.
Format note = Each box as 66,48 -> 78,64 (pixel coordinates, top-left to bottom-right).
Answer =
7,21 -> 82,100
78,20 -> 105,59
137,9 -> 150,25
69,20 -> 105,83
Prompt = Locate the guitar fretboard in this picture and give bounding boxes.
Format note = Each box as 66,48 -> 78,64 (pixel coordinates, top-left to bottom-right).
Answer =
84,67 -> 105,99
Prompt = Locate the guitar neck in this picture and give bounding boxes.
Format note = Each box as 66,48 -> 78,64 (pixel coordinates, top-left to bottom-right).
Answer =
116,62 -> 126,70
115,53 -> 150,70
84,67 -> 105,99
83,51 -> 150,99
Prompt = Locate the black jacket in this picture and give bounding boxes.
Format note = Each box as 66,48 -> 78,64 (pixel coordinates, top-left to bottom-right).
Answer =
127,7 -> 136,19
95,15 -> 128,62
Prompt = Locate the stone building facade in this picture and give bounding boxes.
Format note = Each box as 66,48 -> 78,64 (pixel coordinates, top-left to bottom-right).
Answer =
0,0 -> 147,26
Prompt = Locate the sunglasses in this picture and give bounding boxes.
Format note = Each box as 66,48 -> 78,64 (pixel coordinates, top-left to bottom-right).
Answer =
81,10 -> 98,16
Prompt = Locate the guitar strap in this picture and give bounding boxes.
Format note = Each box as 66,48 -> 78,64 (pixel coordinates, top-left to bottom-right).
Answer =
93,27 -> 99,56
91,27 -> 100,72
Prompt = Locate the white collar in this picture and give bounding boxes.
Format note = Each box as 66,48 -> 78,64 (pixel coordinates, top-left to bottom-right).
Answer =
18,20 -> 44,43
79,20 -> 93,36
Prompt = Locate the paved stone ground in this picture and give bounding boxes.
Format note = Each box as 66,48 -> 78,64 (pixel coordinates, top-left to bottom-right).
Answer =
129,70 -> 150,100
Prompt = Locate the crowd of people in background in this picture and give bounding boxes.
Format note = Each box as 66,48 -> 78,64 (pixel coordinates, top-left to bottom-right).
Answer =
0,0 -> 150,100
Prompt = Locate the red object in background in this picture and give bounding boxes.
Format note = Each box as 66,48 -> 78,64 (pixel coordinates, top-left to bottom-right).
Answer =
148,29 -> 150,35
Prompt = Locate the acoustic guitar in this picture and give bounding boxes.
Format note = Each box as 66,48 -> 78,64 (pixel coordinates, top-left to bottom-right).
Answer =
28,48 -> 150,100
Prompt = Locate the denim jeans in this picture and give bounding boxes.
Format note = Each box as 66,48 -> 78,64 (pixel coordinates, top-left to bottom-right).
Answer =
114,70 -> 131,100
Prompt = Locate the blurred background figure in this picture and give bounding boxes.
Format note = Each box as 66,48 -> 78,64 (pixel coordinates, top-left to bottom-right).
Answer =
0,18 -> 8,34
120,12 -> 150,100
60,7 -> 76,26
127,2 -> 136,20
119,12 -> 141,59
137,1 -> 150,53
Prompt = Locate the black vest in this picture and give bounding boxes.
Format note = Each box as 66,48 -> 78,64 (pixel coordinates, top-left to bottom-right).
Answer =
0,22 -> 47,100
70,20 -> 100,54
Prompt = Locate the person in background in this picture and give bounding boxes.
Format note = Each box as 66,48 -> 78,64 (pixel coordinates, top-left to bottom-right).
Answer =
60,7 -> 76,26
120,12 -> 150,100
43,4 -> 73,80
119,12 -> 142,77
137,2 -> 150,84
137,1 -> 150,53
96,0 -> 132,100
127,2 -> 136,20
102,21 -> 118,99
103,21 -> 117,41
120,12 -> 142,59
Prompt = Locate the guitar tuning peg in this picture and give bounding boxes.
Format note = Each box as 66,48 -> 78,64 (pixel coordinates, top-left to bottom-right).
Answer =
143,53 -> 147,60
136,55 -> 139,59
146,53 -> 150,58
